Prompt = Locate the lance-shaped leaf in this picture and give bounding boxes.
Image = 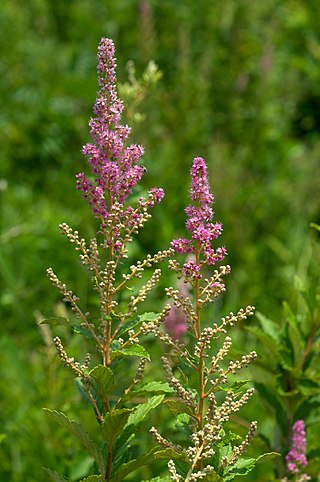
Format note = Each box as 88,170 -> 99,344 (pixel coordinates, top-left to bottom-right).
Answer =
39,317 -> 96,341
101,408 -> 134,447
43,409 -> 105,473
39,317 -> 70,327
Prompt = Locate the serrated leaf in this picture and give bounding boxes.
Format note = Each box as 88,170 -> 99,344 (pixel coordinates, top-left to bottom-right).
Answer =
111,344 -> 151,361
43,468 -> 68,482
200,472 -> 224,482
126,394 -> 164,426
221,431 -> 242,444
116,312 -> 161,338
139,312 -> 162,322
43,409 -> 105,473
88,365 -> 114,395
123,381 -> 174,403
164,398 -> 196,418
216,380 -> 250,394
112,446 -> 164,482
78,476 -> 104,481
101,408 -> 134,447
115,395 -> 165,451
141,477 -> 171,482
39,317 -> 70,326
223,457 -> 256,479
154,447 -> 188,462
136,381 -> 174,393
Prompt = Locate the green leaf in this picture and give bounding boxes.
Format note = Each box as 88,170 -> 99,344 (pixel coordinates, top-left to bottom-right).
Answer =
255,452 -> 280,464
113,446 -> 166,482
88,365 -> 114,395
115,395 -> 165,451
164,398 -> 196,418
117,312 -> 161,338
141,477 -> 171,482
256,312 -> 281,342
138,312 -> 162,322
283,301 -> 302,339
298,377 -> 320,396
111,344 -> 151,361
101,408 -> 134,447
43,409 -> 105,473
72,324 -> 96,341
253,382 -> 287,435
200,472 -> 224,482
38,317 -> 69,326
43,468 -> 68,481
310,222 -> 320,232
223,452 -> 279,480
126,394 -> 164,427
223,457 -> 256,478
136,381 -> 174,394
154,447 -> 188,462
245,326 -> 281,361
123,381 -> 174,402
221,431 -> 242,444
78,476 -> 104,482
278,345 -> 294,371
216,380 -> 250,394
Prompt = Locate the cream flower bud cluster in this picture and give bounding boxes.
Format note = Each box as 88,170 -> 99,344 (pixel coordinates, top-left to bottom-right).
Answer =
165,286 -> 196,320
162,356 -> 197,408
127,268 -> 162,311
53,336 -> 84,377
227,351 -> 257,374
150,426 -> 183,452
47,268 -> 81,315
218,388 -> 255,423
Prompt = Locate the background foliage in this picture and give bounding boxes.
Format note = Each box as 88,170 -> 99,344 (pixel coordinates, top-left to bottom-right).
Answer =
0,0 -> 319,480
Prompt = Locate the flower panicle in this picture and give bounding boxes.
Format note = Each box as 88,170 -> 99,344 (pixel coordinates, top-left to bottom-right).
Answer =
76,37 -> 164,233
171,157 -> 227,278
284,420 -> 310,481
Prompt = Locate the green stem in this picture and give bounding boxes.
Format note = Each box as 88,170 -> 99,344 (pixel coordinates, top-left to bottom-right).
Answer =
105,446 -> 113,481
194,243 -> 205,471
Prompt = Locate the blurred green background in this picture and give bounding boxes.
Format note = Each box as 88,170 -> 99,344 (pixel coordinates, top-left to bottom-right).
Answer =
1,0 -> 320,480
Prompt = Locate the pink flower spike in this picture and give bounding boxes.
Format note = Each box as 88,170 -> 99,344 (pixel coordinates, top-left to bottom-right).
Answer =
76,37 -> 165,230
285,420 -> 310,480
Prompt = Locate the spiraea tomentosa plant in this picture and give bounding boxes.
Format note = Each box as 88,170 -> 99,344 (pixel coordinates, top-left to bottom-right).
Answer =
43,38 -> 175,482
149,157 -> 272,481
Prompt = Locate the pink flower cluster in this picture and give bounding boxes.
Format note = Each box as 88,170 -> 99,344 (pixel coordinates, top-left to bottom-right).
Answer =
171,157 -> 227,275
285,420 -> 310,479
76,38 -> 164,231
